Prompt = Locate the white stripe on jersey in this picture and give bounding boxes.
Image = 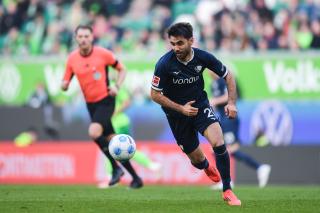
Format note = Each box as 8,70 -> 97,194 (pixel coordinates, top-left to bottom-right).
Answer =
222,69 -> 228,78
151,85 -> 163,91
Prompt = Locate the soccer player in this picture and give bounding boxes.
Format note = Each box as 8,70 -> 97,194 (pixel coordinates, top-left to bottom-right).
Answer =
209,73 -> 271,189
150,22 -> 241,206
61,25 -> 143,189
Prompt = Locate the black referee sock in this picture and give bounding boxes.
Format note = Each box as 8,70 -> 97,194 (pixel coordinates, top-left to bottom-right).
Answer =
120,160 -> 139,179
94,135 -> 119,171
213,144 -> 231,192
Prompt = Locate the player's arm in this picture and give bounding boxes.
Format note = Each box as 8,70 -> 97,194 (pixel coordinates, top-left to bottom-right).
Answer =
61,57 -> 74,91
113,61 -> 126,90
106,50 -> 126,96
210,91 -> 228,106
211,92 -> 228,106
150,89 -> 182,113
108,62 -> 126,96
223,71 -> 237,119
151,59 -> 197,116
203,50 -> 237,118
150,89 -> 198,116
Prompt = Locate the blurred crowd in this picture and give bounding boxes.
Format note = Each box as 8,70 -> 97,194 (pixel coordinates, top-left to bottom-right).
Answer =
1,0 -> 320,56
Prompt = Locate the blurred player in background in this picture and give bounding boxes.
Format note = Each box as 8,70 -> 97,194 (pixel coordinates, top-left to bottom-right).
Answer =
14,127 -> 38,147
209,72 -> 271,189
150,22 -> 241,206
61,25 -> 142,189
14,82 -> 60,146
97,88 -> 162,188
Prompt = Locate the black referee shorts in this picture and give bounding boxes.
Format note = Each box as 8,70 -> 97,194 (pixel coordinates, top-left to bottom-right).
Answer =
86,96 -> 115,136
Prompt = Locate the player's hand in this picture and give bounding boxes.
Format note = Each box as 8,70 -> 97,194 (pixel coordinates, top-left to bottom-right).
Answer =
224,103 -> 237,119
61,81 -> 69,91
181,100 -> 198,117
209,98 -> 216,107
108,85 -> 119,96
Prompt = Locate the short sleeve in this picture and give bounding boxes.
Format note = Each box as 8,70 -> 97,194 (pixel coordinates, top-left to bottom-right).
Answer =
151,58 -> 167,91
102,48 -> 124,70
103,48 -> 117,65
63,56 -> 74,83
202,51 -> 228,78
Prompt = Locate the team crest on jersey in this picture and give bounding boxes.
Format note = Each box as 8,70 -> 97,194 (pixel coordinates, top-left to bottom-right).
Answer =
195,65 -> 202,73
93,71 -> 101,80
152,75 -> 160,87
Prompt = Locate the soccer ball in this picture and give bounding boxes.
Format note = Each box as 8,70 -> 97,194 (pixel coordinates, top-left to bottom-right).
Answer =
108,134 -> 136,161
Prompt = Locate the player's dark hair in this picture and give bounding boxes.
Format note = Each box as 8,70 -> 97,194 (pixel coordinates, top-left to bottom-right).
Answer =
75,25 -> 93,34
167,22 -> 193,39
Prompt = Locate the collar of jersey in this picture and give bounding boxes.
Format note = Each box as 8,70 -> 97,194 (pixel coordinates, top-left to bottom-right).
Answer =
176,48 -> 194,65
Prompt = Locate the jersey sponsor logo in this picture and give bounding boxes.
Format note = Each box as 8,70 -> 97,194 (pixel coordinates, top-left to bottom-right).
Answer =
173,76 -> 199,84
152,75 -> 160,87
173,71 -> 181,75
195,65 -> 202,73
93,71 -> 101,80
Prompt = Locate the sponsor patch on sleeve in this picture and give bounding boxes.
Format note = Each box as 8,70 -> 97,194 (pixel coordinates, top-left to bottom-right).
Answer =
152,75 -> 160,87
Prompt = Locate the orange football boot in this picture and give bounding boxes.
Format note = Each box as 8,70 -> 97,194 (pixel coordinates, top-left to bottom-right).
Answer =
222,189 -> 241,206
204,165 -> 221,183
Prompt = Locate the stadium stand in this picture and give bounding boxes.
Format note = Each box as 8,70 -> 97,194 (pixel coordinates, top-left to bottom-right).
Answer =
0,0 -> 319,55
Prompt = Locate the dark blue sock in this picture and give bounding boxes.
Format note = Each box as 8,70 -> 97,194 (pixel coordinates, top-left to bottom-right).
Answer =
232,150 -> 260,170
192,158 -> 209,170
213,144 -> 231,192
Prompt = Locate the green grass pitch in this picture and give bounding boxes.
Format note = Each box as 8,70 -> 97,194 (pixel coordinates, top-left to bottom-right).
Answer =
1,185 -> 319,212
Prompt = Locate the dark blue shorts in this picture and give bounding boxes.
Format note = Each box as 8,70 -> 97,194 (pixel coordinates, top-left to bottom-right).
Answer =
166,105 -> 219,154
220,116 -> 240,145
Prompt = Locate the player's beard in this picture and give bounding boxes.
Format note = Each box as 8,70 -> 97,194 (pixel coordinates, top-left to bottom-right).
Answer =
79,42 -> 93,55
175,48 -> 191,62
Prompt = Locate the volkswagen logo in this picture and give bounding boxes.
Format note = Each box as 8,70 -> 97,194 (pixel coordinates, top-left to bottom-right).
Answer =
250,101 -> 293,146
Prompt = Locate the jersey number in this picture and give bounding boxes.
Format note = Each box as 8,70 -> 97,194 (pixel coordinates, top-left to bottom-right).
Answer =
204,107 -> 215,118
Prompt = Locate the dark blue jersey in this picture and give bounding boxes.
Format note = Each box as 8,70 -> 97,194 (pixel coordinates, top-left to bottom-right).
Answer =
211,77 -> 227,116
152,48 -> 228,116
